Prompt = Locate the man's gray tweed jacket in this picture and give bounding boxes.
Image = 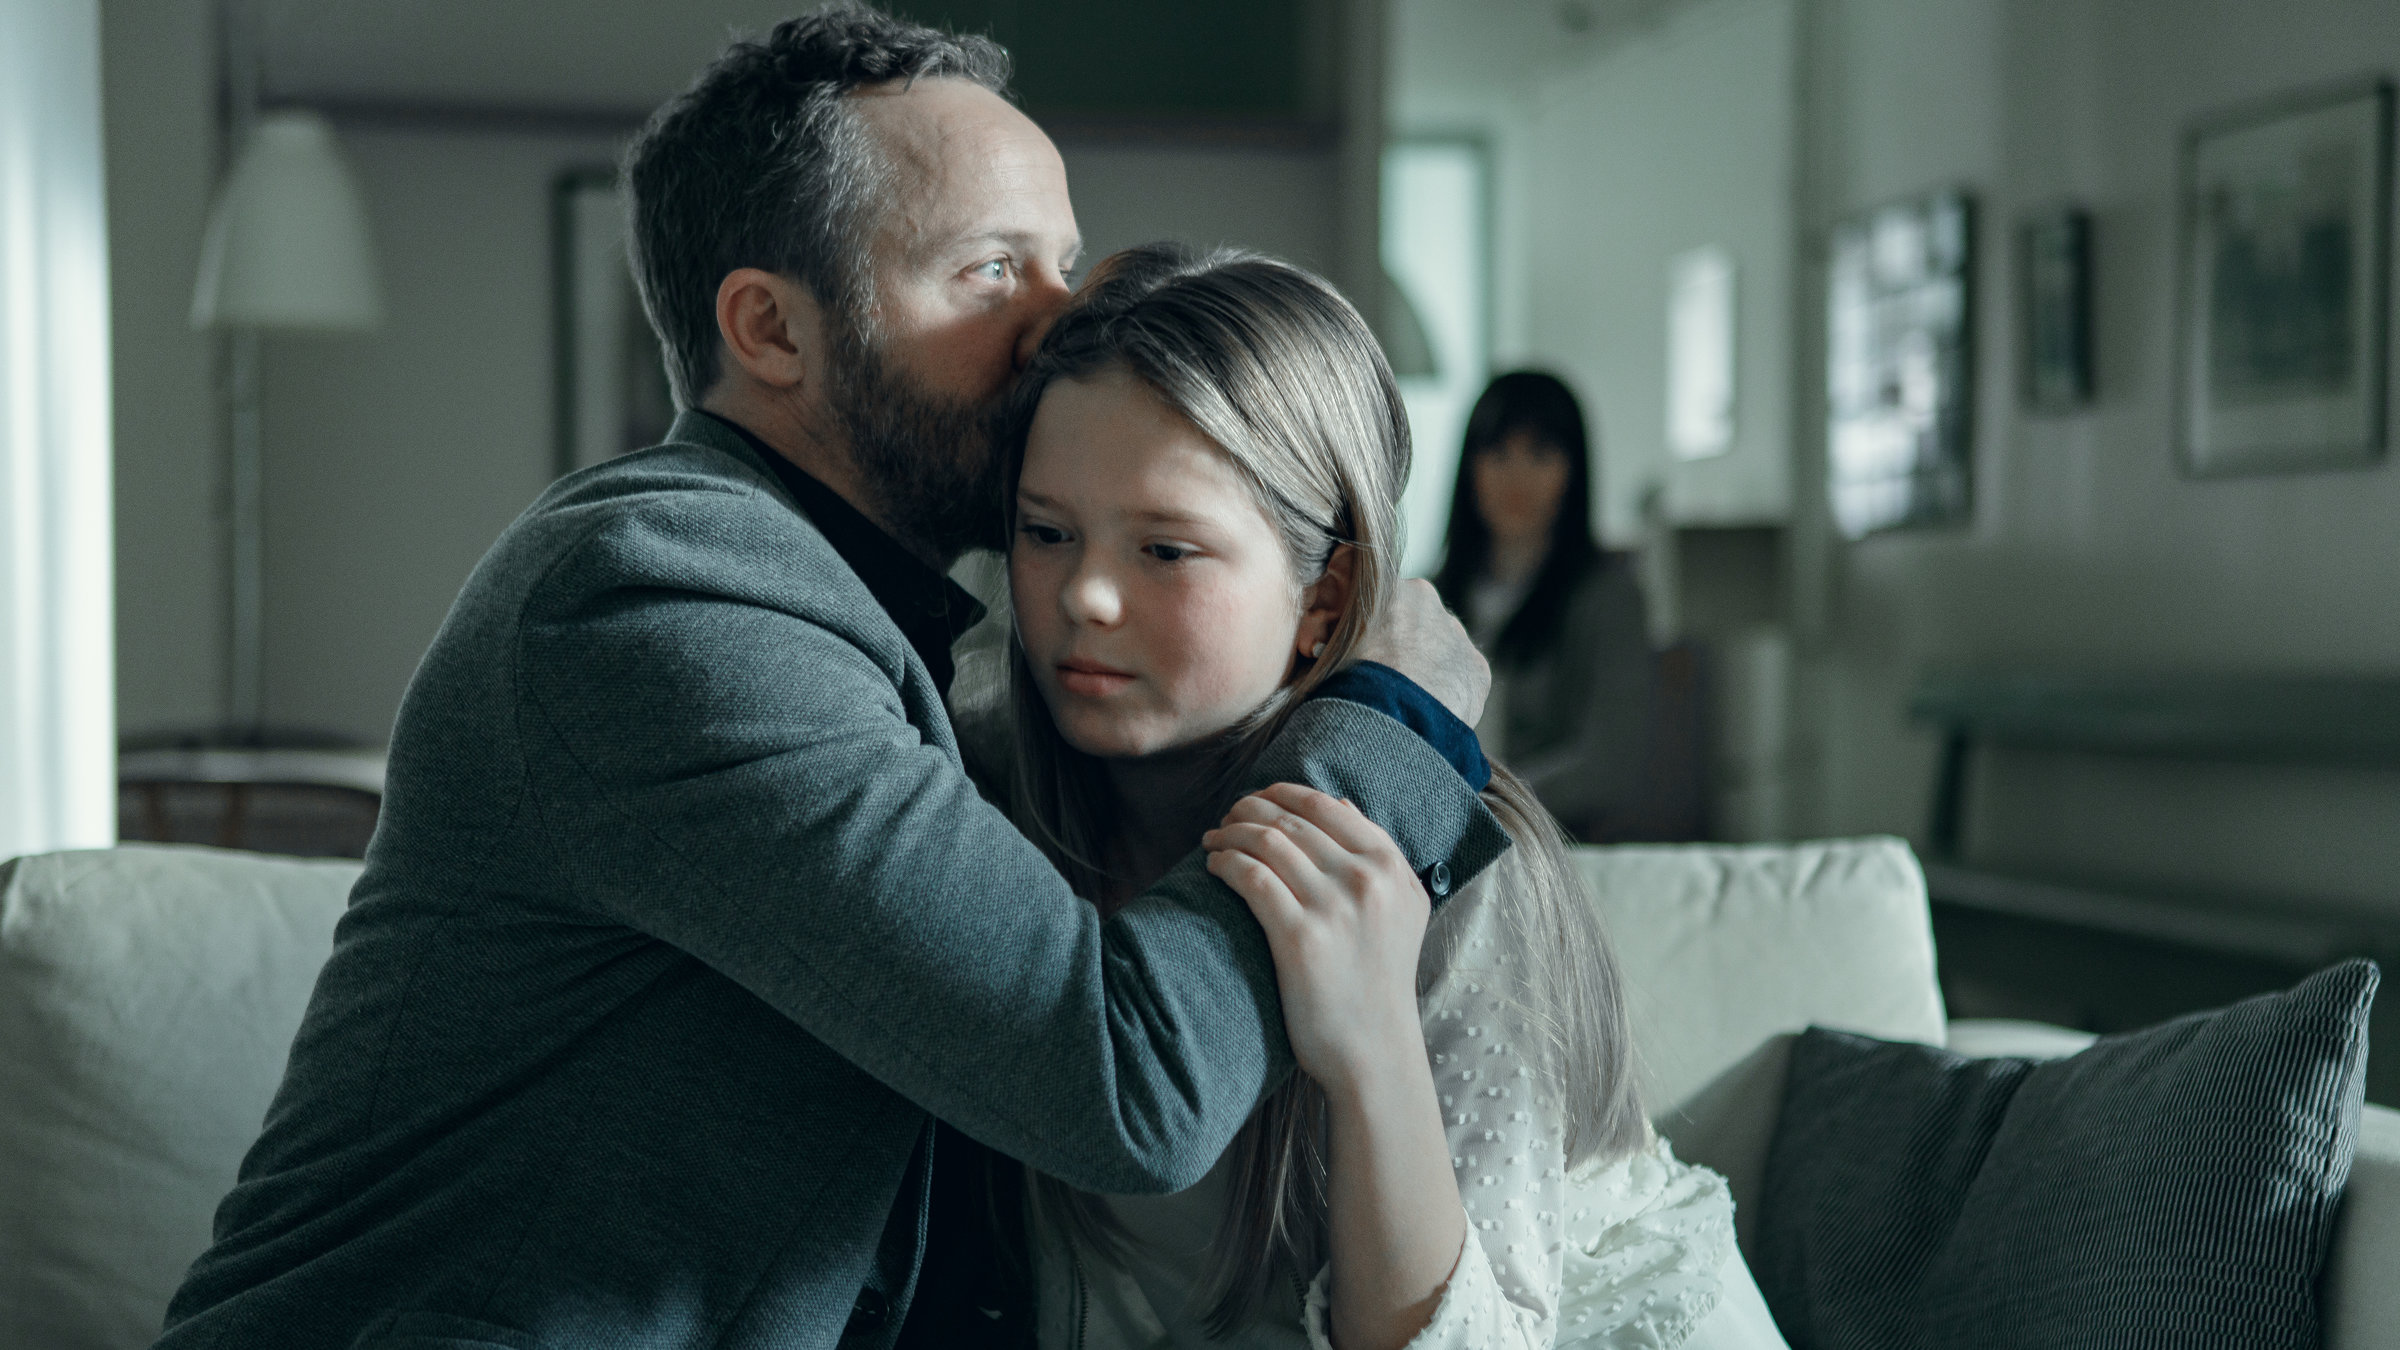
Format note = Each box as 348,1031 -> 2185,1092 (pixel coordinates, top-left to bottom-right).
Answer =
155,411 -> 1508,1350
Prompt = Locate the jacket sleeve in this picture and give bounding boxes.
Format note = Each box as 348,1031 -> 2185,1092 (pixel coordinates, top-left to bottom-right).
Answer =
513,524 -> 1510,1197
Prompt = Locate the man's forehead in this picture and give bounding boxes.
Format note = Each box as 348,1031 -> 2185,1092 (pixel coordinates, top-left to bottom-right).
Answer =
849,79 -> 1002,166
849,79 -> 1063,223
850,86 -> 1064,272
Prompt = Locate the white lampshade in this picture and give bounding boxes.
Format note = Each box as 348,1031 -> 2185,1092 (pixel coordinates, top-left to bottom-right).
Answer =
191,110 -> 383,331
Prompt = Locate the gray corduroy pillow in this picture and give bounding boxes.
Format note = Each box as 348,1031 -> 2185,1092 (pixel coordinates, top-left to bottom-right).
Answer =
1755,959 -> 2377,1350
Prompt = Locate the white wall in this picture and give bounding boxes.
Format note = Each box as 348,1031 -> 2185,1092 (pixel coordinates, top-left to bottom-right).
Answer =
1399,0 -> 2400,910
1056,139 -> 1342,276
257,129 -> 618,743
1393,0 -> 1797,546
93,0 -> 1357,750
1786,0 -> 2008,855
1390,0 -> 1806,841
101,0 -> 620,746
97,81 -> 1348,747
1797,0 -> 2400,914
103,0 -> 220,737
1515,0 -> 1797,538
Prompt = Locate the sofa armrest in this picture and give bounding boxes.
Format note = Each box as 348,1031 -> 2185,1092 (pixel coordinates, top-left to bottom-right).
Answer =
2327,1103 -> 2400,1350
0,845 -> 357,1350
1943,1017 -> 2097,1059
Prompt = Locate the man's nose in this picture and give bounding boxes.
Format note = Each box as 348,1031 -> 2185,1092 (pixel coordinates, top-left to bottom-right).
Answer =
1013,267 -> 1076,370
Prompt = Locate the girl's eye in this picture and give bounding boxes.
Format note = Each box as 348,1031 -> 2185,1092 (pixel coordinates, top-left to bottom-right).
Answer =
1018,522 -> 1068,546
1144,543 -> 1192,563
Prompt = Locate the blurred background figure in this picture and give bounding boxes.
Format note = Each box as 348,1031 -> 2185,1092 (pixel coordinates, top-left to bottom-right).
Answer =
1434,371 -> 1657,841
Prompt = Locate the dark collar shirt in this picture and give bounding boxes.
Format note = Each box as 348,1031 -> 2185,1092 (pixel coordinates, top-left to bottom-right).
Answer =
699,412 -> 1025,1346
699,411 -> 984,700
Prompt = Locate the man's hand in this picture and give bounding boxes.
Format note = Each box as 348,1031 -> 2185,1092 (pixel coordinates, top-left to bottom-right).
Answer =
1351,579 -> 1489,726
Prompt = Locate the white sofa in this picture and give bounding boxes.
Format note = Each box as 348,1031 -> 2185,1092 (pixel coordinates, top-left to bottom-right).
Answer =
1,839 -> 2392,1348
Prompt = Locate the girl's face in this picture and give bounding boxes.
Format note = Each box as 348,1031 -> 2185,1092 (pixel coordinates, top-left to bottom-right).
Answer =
1472,429 -> 1572,544
1011,366 -> 1344,760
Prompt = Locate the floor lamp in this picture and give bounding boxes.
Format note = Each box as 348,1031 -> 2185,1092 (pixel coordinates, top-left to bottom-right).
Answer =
135,102 -> 387,854
189,107 -> 383,742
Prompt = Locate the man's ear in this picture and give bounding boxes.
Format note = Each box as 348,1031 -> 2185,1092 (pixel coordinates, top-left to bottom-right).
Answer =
714,267 -> 827,392
1296,543 -> 1358,658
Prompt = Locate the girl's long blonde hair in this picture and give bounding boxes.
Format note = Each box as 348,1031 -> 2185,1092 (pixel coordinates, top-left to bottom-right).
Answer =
997,243 -> 1645,1332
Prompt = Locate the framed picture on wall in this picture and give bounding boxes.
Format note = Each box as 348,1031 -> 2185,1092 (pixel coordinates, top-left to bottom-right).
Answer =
2175,79 -> 2392,476
552,166 -> 677,477
2019,207 -> 2093,413
1825,189 -> 1976,539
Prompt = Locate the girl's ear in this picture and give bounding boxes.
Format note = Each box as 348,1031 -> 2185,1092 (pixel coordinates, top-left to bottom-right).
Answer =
1295,543 -> 1357,659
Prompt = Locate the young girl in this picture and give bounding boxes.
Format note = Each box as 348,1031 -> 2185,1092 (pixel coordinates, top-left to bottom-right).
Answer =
973,244 -> 1786,1350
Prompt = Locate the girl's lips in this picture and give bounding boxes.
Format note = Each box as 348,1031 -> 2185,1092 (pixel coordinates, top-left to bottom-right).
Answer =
1056,661 -> 1134,697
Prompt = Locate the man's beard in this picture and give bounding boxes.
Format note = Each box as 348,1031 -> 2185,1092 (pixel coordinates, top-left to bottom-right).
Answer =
824,326 -> 1010,562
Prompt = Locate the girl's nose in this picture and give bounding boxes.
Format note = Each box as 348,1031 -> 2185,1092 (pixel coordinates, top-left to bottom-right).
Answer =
1061,562 -> 1122,627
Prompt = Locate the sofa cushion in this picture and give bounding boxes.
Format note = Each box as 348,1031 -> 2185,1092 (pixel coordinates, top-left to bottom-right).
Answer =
1575,837 -> 1947,1254
0,845 -> 358,1350
1577,837 -> 1946,1111
1756,959 -> 2378,1350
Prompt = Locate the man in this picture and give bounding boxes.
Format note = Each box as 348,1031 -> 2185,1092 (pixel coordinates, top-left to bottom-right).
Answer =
157,8 -> 1503,1348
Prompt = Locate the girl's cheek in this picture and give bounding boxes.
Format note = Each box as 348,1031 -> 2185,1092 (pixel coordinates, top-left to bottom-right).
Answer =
1161,582 -> 1291,704
1008,557 -> 1059,647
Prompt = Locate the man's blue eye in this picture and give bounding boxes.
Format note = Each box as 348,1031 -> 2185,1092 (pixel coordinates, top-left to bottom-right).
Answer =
975,259 -> 1009,282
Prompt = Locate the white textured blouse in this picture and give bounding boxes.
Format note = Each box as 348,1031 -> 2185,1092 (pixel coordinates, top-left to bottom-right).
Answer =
1029,862 -> 1789,1350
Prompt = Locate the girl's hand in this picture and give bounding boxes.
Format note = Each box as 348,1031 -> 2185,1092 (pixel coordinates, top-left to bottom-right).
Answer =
1204,783 -> 1428,1098
1208,785 -> 1466,1350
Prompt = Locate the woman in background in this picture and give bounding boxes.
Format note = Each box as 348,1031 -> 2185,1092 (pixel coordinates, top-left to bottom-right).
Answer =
1431,373 -> 1655,842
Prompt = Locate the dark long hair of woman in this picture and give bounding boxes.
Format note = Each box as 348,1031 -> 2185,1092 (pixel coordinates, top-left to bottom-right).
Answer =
1431,369 -> 1605,663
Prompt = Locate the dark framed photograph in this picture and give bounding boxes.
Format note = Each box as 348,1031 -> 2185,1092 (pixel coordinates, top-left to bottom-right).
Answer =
2020,207 -> 2093,412
551,166 -> 676,478
2176,79 -> 2392,477
1825,189 -> 1976,539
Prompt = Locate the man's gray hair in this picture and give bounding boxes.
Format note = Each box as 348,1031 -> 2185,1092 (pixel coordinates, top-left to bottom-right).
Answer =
622,4 -> 1010,407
